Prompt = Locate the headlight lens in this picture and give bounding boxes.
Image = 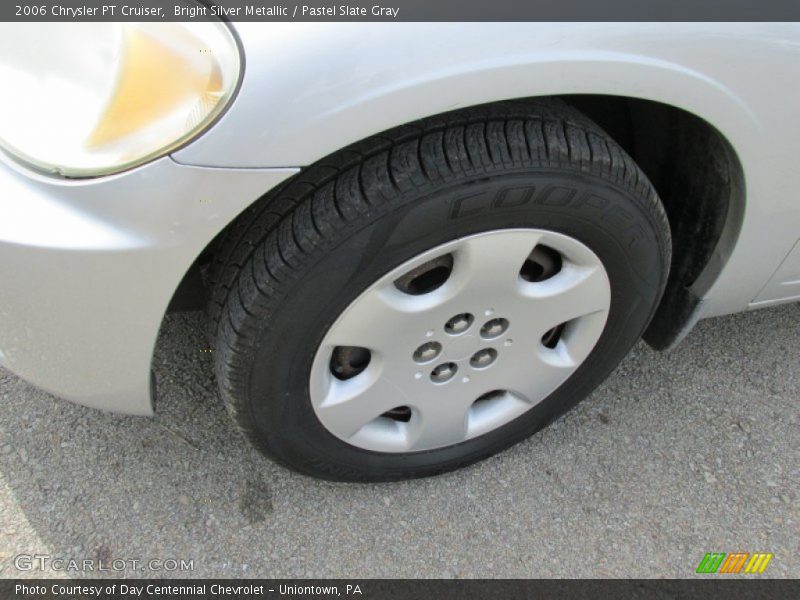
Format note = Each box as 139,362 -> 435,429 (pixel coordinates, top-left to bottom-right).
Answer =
0,22 -> 240,177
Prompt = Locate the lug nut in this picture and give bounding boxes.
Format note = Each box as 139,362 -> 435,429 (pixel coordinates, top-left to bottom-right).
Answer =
480,318 -> 509,339
430,362 -> 458,383
413,341 -> 442,363
445,313 -> 474,335
470,348 -> 498,369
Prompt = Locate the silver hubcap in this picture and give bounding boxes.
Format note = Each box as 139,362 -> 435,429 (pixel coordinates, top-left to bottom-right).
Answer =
309,229 -> 611,453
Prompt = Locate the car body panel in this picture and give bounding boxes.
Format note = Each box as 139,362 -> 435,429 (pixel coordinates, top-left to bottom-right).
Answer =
0,155 -> 297,414
751,239 -> 800,307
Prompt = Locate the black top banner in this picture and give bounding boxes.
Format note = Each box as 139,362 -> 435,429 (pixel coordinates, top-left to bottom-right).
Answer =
4,0 -> 800,21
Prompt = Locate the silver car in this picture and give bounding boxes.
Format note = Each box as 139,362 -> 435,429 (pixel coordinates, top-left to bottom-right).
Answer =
1,22 -> 798,481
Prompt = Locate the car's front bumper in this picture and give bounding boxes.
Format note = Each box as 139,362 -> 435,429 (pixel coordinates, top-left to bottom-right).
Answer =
0,155 -> 296,414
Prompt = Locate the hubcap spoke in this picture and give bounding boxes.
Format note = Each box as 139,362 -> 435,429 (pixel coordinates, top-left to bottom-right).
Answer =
406,400 -> 470,451
322,286 -> 429,355
558,310 -> 608,366
519,264 -> 610,331
484,335 -> 580,400
314,368 -> 406,439
450,230 -> 543,299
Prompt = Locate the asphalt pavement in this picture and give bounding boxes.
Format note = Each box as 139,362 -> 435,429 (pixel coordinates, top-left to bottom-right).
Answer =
0,303 -> 797,578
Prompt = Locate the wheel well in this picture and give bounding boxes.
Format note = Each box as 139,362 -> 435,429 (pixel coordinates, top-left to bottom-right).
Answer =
561,95 -> 745,349
169,95 -> 745,350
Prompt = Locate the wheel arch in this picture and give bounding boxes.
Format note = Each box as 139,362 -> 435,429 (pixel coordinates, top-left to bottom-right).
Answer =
169,92 -> 745,353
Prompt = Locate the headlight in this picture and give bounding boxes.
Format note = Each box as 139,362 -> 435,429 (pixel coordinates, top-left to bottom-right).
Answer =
0,22 -> 240,177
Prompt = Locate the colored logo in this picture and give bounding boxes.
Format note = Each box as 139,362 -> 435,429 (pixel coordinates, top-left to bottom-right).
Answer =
696,552 -> 773,574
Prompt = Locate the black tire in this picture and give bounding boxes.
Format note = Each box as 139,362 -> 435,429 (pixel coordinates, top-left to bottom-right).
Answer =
208,99 -> 671,482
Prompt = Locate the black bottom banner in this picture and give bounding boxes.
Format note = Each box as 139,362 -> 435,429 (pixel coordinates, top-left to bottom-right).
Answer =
1,579 -> 797,600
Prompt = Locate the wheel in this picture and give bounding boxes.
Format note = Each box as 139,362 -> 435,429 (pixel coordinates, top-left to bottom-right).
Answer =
208,99 -> 671,481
